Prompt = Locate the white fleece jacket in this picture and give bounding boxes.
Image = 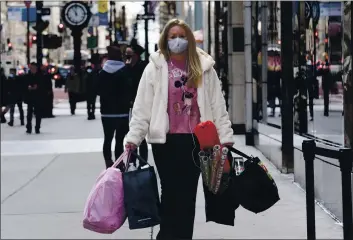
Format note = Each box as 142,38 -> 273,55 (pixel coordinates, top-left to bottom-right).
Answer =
125,48 -> 234,146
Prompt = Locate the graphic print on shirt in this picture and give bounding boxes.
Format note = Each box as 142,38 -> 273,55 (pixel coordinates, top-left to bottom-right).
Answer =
169,64 -> 196,116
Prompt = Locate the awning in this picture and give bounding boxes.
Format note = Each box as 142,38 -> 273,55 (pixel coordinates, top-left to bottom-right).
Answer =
193,29 -> 203,43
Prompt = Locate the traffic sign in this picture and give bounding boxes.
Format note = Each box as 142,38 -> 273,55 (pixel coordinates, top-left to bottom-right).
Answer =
136,13 -> 155,21
24,1 -> 32,8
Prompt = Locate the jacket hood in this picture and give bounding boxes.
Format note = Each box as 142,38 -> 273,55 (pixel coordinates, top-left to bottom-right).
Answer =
102,60 -> 125,73
149,48 -> 215,72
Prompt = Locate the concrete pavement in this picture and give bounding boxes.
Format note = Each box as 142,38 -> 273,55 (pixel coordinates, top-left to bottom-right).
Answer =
1,102 -> 344,239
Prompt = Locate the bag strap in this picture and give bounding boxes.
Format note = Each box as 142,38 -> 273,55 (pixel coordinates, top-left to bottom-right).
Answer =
129,150 -> 150,167
226,146 -> 252,161
112,150 -> 131,168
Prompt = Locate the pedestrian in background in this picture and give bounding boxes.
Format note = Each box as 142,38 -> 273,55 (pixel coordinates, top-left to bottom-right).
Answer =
1,67 -> 10,123
306,54 -> 315,121
7,68 -> 25,126
125,40 -> 149,163
24,62 -> 45,134
125,19 -> 234,240
98,45 -> 132,169
322,57 -> 331,117
65,66 -> 81,115
40,65 -> 55,118
83,66 -> 97,120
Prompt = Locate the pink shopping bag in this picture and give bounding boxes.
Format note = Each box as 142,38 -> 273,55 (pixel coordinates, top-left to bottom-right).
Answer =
83,150 -> 130,234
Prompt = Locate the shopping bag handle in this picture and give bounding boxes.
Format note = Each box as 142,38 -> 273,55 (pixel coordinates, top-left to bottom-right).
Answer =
225,146 -> 252,161
129,150 -> 150,167
112,149 -> 131,168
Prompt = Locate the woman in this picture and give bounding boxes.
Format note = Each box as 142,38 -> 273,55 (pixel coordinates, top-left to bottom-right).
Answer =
98,46 -> 131,169
125,19 -> 234,239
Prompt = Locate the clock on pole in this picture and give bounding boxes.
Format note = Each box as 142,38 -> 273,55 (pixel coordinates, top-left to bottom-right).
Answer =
61,1 -> 92,73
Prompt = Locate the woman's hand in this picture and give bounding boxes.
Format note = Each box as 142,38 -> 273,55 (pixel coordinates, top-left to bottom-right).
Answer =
125,142 -> 137,151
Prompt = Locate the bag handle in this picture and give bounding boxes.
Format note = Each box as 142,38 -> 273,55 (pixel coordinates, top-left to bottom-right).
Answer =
112,150 -> 131,168
225,146 -> 252,161
130,151 -> 150,167
112,150 -> 150,170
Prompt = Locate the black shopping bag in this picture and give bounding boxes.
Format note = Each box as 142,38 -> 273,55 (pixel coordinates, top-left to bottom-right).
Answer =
204,151 -> 240,226
123,152 -> 160,230
227,146 -> 280,214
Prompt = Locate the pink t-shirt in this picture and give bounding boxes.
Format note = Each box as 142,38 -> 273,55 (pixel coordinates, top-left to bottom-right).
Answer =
167,58 -> 201,134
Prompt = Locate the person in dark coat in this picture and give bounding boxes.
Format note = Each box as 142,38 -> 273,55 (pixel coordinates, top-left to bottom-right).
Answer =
125,41 -> 149,162
306,56 -> 315,121
83,66 -> 97,120
322,59 -> 331,117
7,69 -> 25,126
40,65 -> 55,118
1,68 -> 10,123
65,66 -> 81,115
97,45 -> 132,169
24,62 -> 45,134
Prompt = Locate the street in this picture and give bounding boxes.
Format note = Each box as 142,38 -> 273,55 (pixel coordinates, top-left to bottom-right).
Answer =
0,99 -> 344,239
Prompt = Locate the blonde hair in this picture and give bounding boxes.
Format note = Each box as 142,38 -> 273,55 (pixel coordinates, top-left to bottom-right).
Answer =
158,19 -> 202,87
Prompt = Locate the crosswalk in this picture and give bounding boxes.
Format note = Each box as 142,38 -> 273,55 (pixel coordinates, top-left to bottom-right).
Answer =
3,101 -> 101,117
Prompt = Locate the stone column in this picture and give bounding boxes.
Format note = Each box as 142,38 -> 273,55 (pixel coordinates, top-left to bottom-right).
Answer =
228,1 -> 245,134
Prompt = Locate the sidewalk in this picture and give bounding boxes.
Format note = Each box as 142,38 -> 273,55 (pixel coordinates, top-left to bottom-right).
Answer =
1,113 -> 343,239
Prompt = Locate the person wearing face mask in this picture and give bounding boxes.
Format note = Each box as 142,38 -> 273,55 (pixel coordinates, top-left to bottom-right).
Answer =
83,66 -> 97,120
125,19 -> 234,239
124,40 -> 149,164
7,69 -> 25,126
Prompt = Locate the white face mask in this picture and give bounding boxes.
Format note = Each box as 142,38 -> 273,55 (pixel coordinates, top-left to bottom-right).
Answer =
87,69 -> 92,73
168,37 -> 188,54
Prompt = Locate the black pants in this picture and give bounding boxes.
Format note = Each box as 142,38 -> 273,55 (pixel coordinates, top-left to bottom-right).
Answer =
307,82 -> 314,118
68,92 -> 77,114
26,103 -> 42,130
139,138 -> 148,161
323,86 -> 329,116
101,117 -> 129,168
10,101 -> 24,122
42,92 -> 54,117
86,95 -> 96,116
152,134 -> 201,240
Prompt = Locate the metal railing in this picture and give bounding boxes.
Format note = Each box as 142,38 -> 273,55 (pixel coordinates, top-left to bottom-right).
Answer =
302,139 -> 353,240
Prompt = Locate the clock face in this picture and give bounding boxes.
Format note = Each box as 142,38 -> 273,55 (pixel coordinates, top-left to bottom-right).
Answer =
65,3 -> 88,26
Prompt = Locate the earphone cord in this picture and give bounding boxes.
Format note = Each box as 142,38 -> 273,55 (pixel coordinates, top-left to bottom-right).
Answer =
189,112 -> 201,170
178,58 -> 200,170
